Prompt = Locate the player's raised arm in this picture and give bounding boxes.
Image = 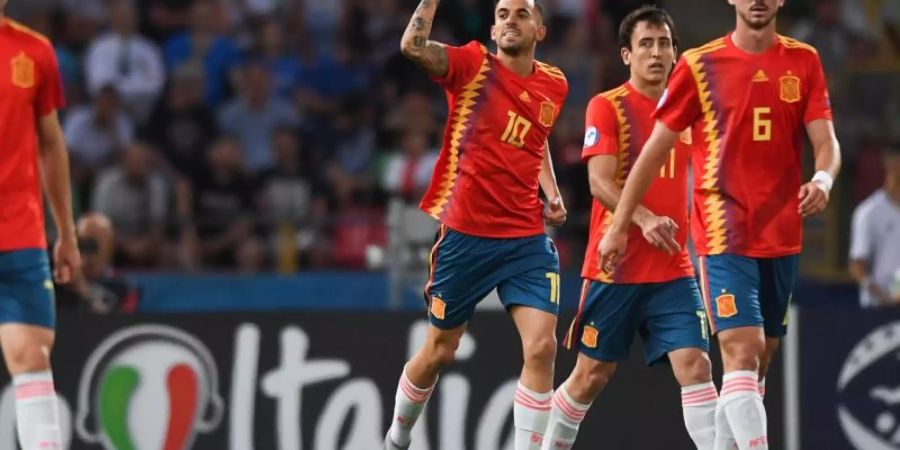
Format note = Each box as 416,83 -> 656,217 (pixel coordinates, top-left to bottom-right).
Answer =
539,142 -> 567,226
400,0 -> 449,78
599,121 -> 679,268
799,119 -> 841,217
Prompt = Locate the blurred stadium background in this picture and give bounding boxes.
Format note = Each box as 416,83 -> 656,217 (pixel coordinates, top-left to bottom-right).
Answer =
0,0 -> 898,448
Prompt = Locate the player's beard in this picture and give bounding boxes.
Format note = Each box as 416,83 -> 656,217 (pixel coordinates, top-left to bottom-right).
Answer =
738,8 -> 777,30
498,35 -> 534,57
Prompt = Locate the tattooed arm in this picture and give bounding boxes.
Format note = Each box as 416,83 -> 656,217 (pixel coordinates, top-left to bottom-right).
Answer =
400,0 -> 449,77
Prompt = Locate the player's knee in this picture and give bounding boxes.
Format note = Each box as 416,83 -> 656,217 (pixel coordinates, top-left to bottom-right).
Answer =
4,342 -> 51,375
681,353 -> 713,385
522,334 -> 557,367
720,337 -> 765,371
572,361 -> 616,399
422,334 -> 461,371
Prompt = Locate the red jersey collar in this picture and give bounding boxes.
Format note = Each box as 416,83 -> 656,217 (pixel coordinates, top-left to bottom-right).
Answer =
725,31 -> 782,58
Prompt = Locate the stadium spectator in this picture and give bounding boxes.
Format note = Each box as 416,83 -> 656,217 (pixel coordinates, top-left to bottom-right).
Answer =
91,141 -> 170,267
325,95 -> 376,205
64,85 -> 134,169
84,0 -> 165,123
164,0 -> 241,106
144,62 -> 216,180
255,17 -> 302,99
379,129 -> 437,203
849,143 -> 900,307
56,213 -> 140,313
187,135 -> 257,269
217,59 -> 300,173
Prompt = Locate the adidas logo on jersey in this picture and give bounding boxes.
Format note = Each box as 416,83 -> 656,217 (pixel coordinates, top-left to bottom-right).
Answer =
519,91 -> 531,103
752,69 -> 769,82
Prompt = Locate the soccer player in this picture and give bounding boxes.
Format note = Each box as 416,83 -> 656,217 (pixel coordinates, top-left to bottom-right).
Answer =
384,0 -> 568,449
0,3 -> 81,450
600,1 -> 841,449
540,6 -> 716,450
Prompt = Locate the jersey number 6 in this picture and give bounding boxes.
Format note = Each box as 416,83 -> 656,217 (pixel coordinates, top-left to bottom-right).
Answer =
753,107 -> 772,142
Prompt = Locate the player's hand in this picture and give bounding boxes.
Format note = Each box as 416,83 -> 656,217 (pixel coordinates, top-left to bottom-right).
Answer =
53,235 -> 82,284
599,228 -> 627,273
638,214 -> 681,255
798,181 -> 829,217
543,196 -> 567,227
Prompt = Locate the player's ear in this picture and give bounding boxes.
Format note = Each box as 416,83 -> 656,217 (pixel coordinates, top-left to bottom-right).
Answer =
535,24 -> 547,42
621,46 -> 631,66
490,24 -> 498,41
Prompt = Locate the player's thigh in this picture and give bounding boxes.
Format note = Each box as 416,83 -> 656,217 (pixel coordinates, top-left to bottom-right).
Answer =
424,227 -> 506,329
640,277 -> 711,366
0,249 -> 56,329
563,280 -> 642,363
496,234 -> 561,316
758,255 -> 799,338
697,254 -> 763,335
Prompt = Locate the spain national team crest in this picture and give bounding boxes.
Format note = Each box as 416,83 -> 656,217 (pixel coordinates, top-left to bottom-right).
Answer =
539,101 -> 556,127
582,325 -> 599,348
716,294 -> 738,318
779,74 -> 801,103
430,297 -> 446,320
11,52 -> 35,89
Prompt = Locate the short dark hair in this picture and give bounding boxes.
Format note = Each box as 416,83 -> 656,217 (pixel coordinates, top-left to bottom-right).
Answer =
618,5 -> 678,50
495,0 -> 545,21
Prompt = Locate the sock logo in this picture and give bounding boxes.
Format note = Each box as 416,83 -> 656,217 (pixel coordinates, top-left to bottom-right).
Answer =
75,325 -> 225,450
530,432 -> 542,444
748,436 -> 768,447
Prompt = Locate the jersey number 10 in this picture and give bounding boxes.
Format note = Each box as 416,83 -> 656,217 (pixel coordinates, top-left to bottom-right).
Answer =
502,111 -> 532,148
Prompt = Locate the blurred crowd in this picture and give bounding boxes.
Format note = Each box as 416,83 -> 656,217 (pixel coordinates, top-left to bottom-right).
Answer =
6,0 -> 898,275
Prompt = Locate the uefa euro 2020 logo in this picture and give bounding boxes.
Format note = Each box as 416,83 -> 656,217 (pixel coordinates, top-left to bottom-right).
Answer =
75,325 -> 225,450
838,321 -> 900,450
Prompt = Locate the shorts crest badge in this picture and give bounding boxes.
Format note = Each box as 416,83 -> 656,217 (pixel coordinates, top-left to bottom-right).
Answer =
430,297 -> 446,320
716,293 -> 738,318
582,325 -> 599,348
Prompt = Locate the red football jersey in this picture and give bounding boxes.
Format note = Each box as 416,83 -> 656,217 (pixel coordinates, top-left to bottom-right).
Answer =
655,33 -> 832,257
0,19 -> 64,252
581,82 -> 693,284
420,41 -> 569,238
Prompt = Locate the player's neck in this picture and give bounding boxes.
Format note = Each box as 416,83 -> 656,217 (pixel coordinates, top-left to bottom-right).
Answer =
732,22 -> 777,54
887,179 -> 900,204
497,50 -> 535,78
629,76 -> 665,101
